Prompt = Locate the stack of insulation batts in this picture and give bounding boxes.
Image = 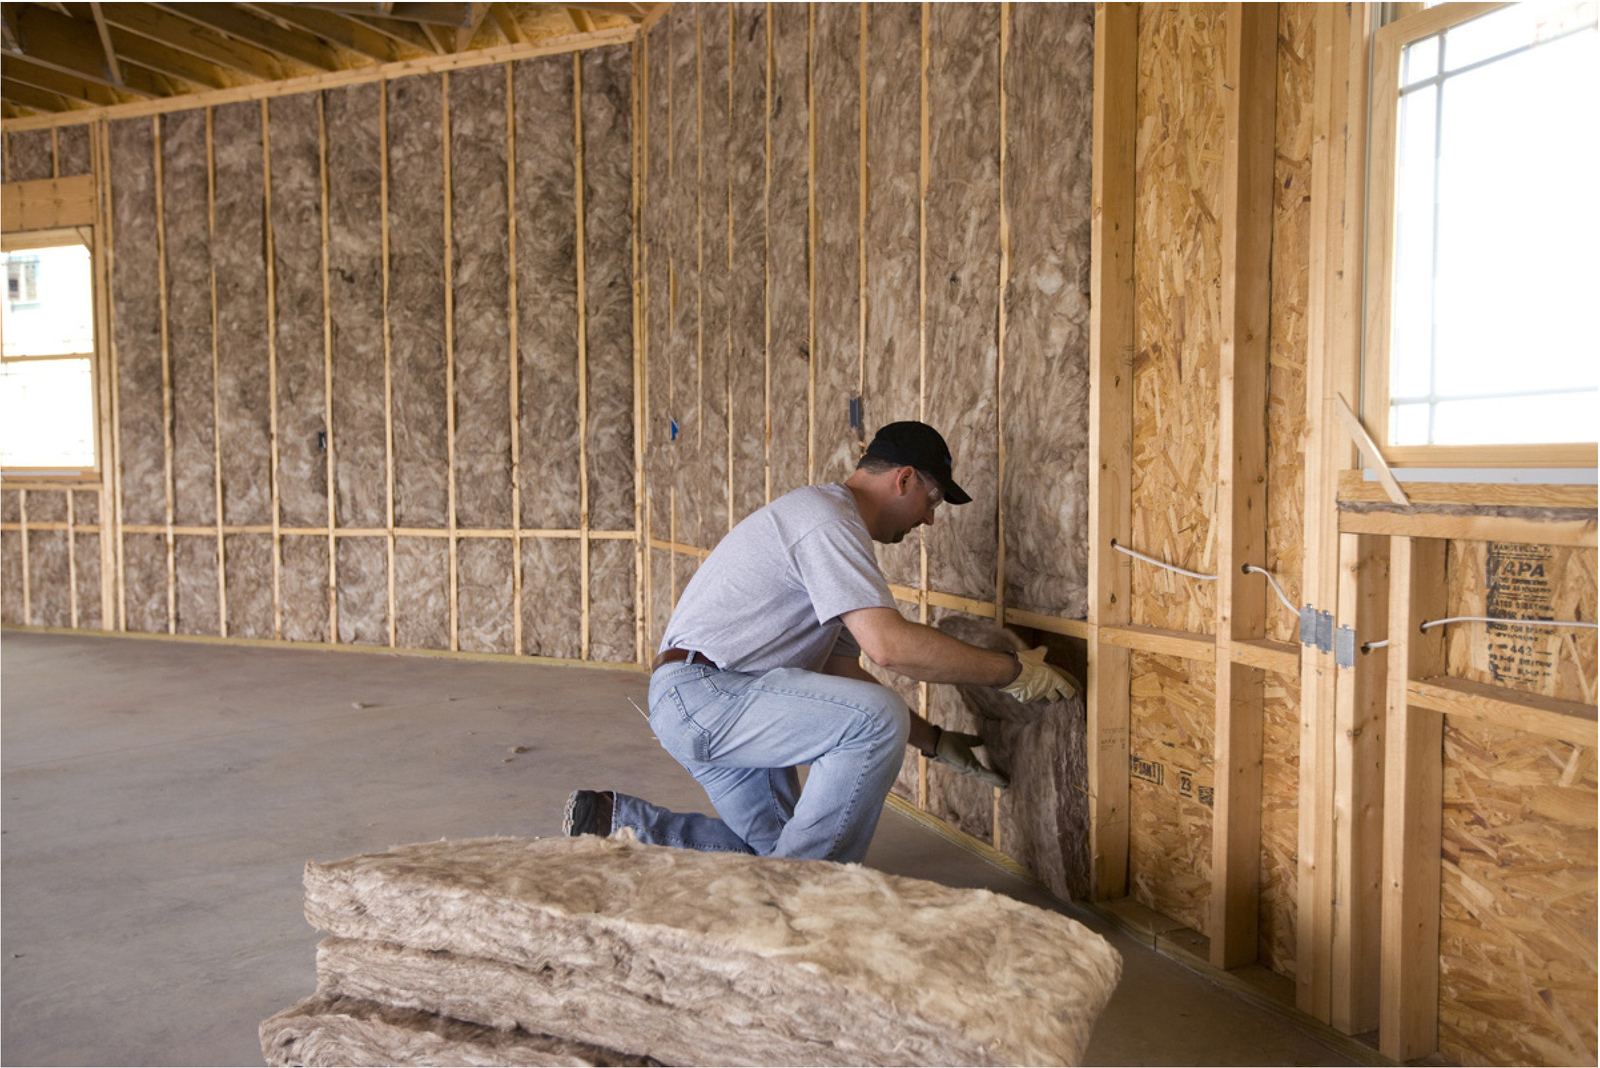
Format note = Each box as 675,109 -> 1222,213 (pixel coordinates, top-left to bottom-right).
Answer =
261,833 -> 1122,1067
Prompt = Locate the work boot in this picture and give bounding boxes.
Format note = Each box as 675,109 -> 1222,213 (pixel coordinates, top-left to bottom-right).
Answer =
563,789 -> 613,837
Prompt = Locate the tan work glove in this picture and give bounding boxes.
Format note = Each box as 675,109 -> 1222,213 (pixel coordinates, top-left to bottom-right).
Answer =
1000,646 -> 1079,703
932,728 -> 1009,789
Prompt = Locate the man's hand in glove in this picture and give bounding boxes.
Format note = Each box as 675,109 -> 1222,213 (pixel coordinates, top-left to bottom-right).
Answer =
1000,646 -> 1080,703
931,728 -> 1008,789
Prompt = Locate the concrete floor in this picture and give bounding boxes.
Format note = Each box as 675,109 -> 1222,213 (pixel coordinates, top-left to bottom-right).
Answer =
2,631 -> 1356,1067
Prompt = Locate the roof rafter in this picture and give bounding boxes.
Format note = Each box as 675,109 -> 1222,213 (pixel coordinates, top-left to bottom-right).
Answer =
1,52 -> 148,105
153,3 -> 348,73
86,2 -> 122,83
109,27 -> 250,91
244,3 -> 426,64
102,3 -> 306,82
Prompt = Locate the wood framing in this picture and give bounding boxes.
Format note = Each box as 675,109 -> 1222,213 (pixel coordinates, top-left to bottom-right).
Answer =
1086,0 -> 1136,903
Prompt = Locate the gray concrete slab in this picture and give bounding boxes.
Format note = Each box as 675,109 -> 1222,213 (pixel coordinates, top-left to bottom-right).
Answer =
2,631 -> 1355,1066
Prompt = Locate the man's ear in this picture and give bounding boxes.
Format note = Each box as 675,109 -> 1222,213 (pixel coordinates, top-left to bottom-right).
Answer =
896,466 -> 916,496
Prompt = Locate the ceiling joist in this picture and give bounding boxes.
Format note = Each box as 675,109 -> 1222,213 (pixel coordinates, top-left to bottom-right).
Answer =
0,1 -> 652,118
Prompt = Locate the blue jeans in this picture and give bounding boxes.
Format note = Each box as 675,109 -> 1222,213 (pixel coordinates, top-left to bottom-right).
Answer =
612,660 -> 910,863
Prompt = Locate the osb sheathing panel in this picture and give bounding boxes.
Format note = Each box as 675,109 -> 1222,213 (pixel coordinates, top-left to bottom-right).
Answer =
74,531 -> 103,630
387,75 -> 450,530
643,27 -> 672,544
1,531 -> 22,625
212,102 -> 273,529
1128,650 -> 1215,936
394,537 -> 449,650
110,118 -> 166,530
1446,542 -> 1598,706
514,55 -> 581,532
862,1 -> 922,590
174,534 -> 219,636
449,66 -> 514,531
268,93 -> 330,530
728,4 -> 768,526
523,539 -> 582,660
1260,678 -> 1299,977
122,533 -> 169,634
767,3 -> 810,501
584,46 -> 638,533
161,109 -> 217,531
57,125 -> 93,178
225,533 -> 274,639
26,530 -> 70,628
1130,2 -> 1225,635
924,2 -> 1000,604
1439,722 -> 1598,1067
699,5 -> 732,542
812,2 -> 861,488
281,537 -> 329,643
335,537 -> 387,646
590,539 -> 637,663
1265,3 -> 1313,645
6,129 -> 52,180
457,537 -> 514,655
668,6 -> 702,556
1000,1 -> 1093,620
325,83 -> 388,531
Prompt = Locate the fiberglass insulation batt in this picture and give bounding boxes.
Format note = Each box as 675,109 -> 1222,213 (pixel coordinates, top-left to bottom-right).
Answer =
281,833 -> 1121,1066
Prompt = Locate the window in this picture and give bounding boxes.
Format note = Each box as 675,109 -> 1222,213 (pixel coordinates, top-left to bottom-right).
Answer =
1366,1 -> 1598,466
1,231 -> 99,474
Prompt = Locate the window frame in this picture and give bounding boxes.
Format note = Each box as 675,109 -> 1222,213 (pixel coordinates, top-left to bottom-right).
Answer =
1363,0 -> 1596,468
1,225 -> 105,481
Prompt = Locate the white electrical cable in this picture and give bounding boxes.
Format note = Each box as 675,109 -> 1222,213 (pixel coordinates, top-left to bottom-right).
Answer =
1243,564 -> 1300,615
1109,540 -> 1217,581
1362,615 -> 1597,652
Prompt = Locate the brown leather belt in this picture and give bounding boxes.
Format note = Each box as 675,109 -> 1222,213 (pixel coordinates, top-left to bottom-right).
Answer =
651,647 -> 721,672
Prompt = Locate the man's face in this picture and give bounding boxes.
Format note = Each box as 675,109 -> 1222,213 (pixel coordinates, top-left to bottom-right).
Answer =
881,469 -> 942,544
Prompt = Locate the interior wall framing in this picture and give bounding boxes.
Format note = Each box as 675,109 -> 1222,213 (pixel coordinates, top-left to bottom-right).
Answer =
1,39 -> 640,668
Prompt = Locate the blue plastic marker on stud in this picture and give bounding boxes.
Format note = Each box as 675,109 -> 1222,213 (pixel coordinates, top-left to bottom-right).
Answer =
670,418 -> 679,442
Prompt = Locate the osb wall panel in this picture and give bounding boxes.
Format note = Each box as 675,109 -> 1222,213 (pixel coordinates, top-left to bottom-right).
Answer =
326,83 -> 388,531
268,94 -> 330,532
1000,1 -> 1093,620
699,4 -> 732,542
161,110 -> 216,532
861,1 -> 922,590
448,66 -> 513,532
1446,542 -> 1598,705
387,75 -> 450,530
583,45 -> 637,535
1130,2 -> 1224,635
767,3 -> 811,501
812,2 -> 861,488
1260,678 -> 1299,976
1128,650 -> 1215,935
213,102 -> 273,530
515,55 -> 580,533
1439,722 -> 1597,1067
110,118 -> 166,531
728,3 -> 768,527
924,1 -> 1000,604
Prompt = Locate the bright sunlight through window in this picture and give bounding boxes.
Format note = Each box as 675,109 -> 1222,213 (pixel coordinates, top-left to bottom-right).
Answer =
1,239 -> 98,471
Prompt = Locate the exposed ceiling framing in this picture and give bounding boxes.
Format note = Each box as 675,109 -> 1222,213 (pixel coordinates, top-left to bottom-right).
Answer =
1,2 -> 660,119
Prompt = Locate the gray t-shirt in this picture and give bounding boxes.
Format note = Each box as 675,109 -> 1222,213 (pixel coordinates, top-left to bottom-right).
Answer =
660,483 -> 897,673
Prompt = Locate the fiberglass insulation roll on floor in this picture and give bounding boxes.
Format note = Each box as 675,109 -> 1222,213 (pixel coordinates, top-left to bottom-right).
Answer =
265,833 -> 1121,1067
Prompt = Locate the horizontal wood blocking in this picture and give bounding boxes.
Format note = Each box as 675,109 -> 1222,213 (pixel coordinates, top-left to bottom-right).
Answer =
1340,509 -> 1597,549
1338,471 -> 1598,510
1408,675 -> 1597,748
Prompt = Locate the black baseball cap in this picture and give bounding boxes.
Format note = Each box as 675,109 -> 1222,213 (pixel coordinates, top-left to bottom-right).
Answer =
863,421 -> 971,505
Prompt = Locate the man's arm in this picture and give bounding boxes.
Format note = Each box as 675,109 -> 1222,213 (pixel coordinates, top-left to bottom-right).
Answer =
823,651 -> 941,755
839,607 -> 1021,686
